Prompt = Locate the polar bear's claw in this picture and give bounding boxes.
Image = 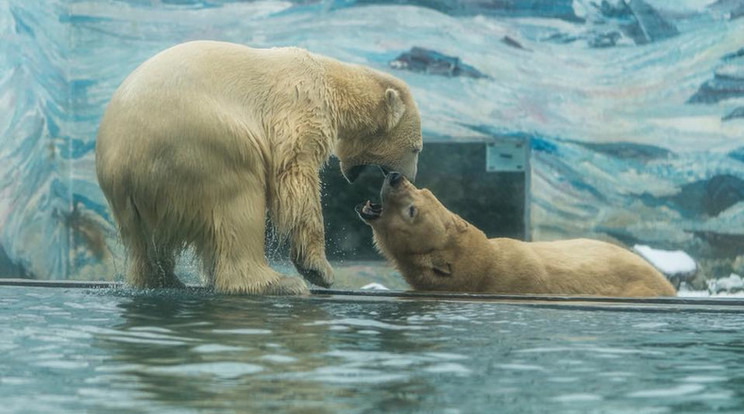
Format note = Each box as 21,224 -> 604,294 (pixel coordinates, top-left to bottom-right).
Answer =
294,257 -> 334,288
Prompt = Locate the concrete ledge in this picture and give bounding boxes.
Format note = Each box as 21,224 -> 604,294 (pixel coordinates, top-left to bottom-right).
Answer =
2,278 -> 744,313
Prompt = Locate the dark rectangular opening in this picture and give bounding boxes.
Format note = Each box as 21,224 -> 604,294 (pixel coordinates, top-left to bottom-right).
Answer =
319,139 -> 529,261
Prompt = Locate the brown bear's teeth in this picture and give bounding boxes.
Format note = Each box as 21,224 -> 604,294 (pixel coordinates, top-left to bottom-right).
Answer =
362,203 -> 382,216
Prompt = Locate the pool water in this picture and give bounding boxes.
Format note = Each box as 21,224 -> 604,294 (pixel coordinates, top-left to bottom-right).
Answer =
2,286 -> 744,413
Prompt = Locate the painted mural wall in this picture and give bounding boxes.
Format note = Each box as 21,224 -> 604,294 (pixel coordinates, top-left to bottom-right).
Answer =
1,0 -> 743,288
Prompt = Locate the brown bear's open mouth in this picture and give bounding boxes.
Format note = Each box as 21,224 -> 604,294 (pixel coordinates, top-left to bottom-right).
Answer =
355,200 -> 383,221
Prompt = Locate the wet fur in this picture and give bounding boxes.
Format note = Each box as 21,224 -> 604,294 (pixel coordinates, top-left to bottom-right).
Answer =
96,41 -> 422,294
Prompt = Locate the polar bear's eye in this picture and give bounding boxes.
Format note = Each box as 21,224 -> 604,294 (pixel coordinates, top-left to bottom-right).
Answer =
408,205 -> 417,218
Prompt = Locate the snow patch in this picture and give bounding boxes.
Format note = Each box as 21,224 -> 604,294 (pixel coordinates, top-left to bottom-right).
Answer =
632,244 -> 697,276
361,282 -> 390,290
707,273 -> 744,294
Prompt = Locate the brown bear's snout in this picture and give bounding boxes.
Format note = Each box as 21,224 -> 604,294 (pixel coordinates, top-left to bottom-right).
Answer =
380,171 -> 412,204
387,172 -> 403,187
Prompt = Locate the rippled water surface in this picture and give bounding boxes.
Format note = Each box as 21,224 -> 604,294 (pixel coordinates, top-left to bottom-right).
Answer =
2,287 -> 744,413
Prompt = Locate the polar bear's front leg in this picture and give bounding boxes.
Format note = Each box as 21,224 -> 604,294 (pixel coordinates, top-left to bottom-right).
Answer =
271,165 -> 334,288
205,184 -> 310,296
291,226 -> 334,288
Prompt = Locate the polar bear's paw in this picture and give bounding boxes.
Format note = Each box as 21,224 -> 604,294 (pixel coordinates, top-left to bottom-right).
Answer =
265,276 -> 311,296
293,255 -> 334,288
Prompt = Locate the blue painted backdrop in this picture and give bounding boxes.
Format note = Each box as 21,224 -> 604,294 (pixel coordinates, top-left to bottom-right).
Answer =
1,0 -> 743,285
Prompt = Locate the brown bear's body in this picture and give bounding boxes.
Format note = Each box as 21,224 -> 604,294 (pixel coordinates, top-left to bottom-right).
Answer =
358,174 -> 676,297
96,41 -> 422,294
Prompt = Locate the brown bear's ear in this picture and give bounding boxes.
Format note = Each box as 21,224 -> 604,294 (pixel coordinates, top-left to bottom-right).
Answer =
448,215 -> 469,233
385,88 -> 406,130
430,256 -> 452,277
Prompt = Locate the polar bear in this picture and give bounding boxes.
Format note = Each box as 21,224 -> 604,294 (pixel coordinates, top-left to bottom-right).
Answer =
357,173 -> 676,297
95,41 -> 422,294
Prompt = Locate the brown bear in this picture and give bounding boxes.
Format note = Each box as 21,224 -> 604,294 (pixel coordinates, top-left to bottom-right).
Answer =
95,41 -> 422,294
357,173 -> 676,297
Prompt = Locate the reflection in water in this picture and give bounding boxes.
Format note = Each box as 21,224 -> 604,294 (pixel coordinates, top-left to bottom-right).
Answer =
96,292 -> 448,412
100,292 -> 340,412
1,287 -> 744,413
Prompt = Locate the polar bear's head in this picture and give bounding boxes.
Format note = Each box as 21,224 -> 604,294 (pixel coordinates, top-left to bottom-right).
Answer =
335,76 -> 422,183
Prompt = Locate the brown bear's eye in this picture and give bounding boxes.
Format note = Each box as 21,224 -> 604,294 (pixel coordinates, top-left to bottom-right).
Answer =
408,205 -> 417,218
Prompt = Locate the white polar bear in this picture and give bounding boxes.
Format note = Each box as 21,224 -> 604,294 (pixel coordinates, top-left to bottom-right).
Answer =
95,41 -> 422,294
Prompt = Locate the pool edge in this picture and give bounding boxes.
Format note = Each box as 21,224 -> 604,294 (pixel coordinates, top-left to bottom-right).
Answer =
2,278 -> 743,308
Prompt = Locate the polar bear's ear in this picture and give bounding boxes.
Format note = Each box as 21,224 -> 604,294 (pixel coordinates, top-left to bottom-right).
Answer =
385,88 -> 406,130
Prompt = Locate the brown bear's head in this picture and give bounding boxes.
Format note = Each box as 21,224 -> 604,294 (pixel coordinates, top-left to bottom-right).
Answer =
355,172 -> 468,257
335,73 -> 422,183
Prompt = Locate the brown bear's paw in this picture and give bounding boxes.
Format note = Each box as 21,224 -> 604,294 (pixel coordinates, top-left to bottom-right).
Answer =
264,276 -> 311,296
292,255 -> 334,288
